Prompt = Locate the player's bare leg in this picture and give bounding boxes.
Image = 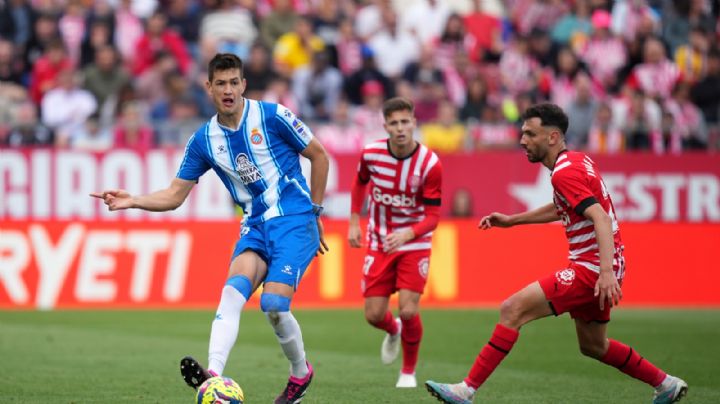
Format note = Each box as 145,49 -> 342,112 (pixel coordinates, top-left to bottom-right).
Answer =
576,320 -> 689,404
365,296 -> 402,365
396,289 -> 422,388
426,281 -> 552,403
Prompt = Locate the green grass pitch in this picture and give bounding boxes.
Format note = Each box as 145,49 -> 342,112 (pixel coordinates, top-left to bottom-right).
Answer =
1,309 -> 718,403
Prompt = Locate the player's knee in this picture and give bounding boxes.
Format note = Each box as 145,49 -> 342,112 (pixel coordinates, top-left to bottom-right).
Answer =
260,293 -> 291,314
226,274 -> 252,300
364,309 -> 384,325
498,297 -> 522,327
579,342 -> 605,359
398,306 -> 418,321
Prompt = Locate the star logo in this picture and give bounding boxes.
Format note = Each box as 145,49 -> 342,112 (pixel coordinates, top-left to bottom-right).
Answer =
509,167 -> 554,211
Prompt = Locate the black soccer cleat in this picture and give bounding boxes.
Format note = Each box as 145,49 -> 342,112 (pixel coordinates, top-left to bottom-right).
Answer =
274,362 -> 314,404
180,356 -> 212,390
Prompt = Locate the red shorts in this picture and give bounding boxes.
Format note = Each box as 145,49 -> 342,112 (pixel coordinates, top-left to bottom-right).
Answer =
361,250 -> 430,297
538,262 -> 622,323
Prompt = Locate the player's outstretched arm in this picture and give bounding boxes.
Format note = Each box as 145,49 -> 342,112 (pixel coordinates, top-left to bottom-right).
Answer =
90,177 -> 195,212
480,202 -> 559,229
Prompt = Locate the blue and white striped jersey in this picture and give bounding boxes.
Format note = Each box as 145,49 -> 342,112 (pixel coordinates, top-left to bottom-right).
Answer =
177,99 -> 314,225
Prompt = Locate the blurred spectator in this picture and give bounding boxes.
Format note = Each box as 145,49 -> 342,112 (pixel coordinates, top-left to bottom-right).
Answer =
0,0 -> 36,49
450,188 -> 473,218
343,46 -> 393,105
511,0 -> 568,36
166,0 -> 201,48
658,110 -> 682,154
113,101 -> 154,152
133,11 -> 191,76
30,40 -> 72,105
23,12 -> 57,68
335,17 -> 363,76
463,0 -> 503,62
58,0 -> 87,66
528,28 -> 553,67
551,0 -> 592,45
199,1 -> 257,62
135,51 -> 178,113
690,49 -> 720,150
314,99 -> 365,154
71,113 -> 112,151
273,16 -> 325,77
565,75 -> 598,149
243,43 -> 275,100
0,39 -> 24,85
114,0 -> 144,68
260,0 -> 298,48
5,101 -> 54,146
354,0 -> 390,42
84,0 -> 115,48
311,0 -> 343,59
413,74 -> 443,124
79,20 -> 113,68
587,102 -> 625,154
263,75 -> 298,113
156,96 -> 203,146
82,45 -> 131,110
40,67 -> 97,146
420,99 -> 466,153
611,0 -> 659,42
292,49 -> 342,122
402,45 -> 444,88
499,35 -> 540,96
470,102 -> 518,150
674,26 -> 710,84
628,37 -> 681,99
665,82 -> 708,150
621,89 -> 661,151
662,0 -> 715,54
352,80 -> 385,144
368,6 -> 419,79
433,13 -> 473,71
459,76 -> 488,123
543,47 -> 586,109
399,0 -> 451,46
577,10 -> 627,90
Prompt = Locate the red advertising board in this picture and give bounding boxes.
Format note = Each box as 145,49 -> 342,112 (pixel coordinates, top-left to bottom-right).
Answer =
2,149 -> 719,222
1,220 -> 718,309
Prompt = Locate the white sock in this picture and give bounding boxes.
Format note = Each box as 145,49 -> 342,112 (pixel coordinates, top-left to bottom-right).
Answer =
656,374 -> 673,390
208,285 -> 247,375
265,311 -> 309,378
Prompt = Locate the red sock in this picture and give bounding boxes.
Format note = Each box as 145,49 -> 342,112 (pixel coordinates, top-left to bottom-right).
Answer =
401,314 -> 423,374
601,339 -> 666,387
464,324 -> 519,389
369,311 -> 398,335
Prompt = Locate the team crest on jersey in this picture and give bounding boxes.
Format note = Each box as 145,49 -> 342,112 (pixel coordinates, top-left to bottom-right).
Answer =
409,175 -> 422,193
235,153 -> 263,185
250,128 -> 263,145
418,257 -> 429,278
556,268 -> 575,285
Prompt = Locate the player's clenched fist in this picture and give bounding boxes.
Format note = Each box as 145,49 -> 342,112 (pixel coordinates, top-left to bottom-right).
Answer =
90,189 -> 134,211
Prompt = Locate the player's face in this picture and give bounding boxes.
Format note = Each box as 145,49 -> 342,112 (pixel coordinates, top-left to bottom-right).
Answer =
384,109 -> 416,148
520,117 -> 550,163
206,68 -> 246,117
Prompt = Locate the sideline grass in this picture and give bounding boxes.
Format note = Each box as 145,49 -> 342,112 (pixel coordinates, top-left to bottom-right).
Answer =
1,309 -> 718,403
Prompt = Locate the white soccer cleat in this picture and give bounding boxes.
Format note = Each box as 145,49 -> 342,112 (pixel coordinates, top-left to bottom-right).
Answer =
653,375 -> 688,404
425,381 -> 474,404
381,317 -> 402,364
396,372 -> 417,388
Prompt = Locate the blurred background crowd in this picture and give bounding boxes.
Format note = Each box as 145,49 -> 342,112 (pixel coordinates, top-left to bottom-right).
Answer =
0,0 -> 718,154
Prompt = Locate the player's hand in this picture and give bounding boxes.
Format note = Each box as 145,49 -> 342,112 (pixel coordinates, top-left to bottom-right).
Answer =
384,230 -> 413,254
316,217 -> 329,255
479,212 -> 513,229
347,223 -> 363,248
594,270 -> 622,310
90,189 -> 134,211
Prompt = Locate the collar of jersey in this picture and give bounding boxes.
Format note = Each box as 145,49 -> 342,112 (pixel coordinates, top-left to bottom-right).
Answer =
386,139 -> 419,160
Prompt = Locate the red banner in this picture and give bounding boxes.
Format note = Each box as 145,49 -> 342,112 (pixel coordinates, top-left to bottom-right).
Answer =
1,220 -> 718,309
2,149 -> 719,222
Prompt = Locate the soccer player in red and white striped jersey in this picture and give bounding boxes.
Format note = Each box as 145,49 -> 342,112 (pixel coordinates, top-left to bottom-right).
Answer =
349,97 -> 442,389
425,103 -> 687,404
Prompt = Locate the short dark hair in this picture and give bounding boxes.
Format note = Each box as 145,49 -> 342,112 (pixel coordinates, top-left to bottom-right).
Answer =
382,97 -> 414,118
208,53 -> 244,82
521,103 -> 569,134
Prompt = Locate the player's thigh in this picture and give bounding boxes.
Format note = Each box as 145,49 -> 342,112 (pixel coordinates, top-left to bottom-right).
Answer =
265,213 -> 319,290
229,249 -> 268,290
395,251 -> 430,294
500,281 -> 554,328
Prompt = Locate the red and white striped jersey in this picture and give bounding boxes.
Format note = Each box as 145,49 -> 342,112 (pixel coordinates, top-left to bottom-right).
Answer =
551,151 -> 625,279
357,139 -> 442,252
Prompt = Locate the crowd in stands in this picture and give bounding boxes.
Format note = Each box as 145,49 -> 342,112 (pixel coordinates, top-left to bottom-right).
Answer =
0,0 -> 718,154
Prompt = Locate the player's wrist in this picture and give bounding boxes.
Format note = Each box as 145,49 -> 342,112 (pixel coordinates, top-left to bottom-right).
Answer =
312,203 -> 324,216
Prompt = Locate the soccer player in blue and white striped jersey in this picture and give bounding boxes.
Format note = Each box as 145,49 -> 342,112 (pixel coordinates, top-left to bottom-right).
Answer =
91,53 -> 329,404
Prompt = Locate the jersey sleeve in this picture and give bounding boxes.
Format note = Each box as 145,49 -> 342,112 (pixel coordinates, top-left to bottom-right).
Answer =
356,150 -> 371,184
176,134 -> 211,182
422,156 -> 442,206
274,103 -> 314,152
551,166 -> 597,215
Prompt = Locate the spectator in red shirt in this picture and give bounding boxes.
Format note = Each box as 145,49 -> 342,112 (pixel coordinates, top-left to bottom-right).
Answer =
29,39 -> 72,104
132,11 -> 191,76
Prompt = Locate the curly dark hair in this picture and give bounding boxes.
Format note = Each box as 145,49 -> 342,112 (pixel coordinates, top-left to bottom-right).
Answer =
521,103 -> 569,134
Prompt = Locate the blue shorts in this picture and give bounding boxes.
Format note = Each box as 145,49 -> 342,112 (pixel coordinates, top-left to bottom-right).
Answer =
232,213 -> 319,289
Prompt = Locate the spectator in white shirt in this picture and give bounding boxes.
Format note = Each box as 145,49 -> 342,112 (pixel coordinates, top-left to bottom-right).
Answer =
41,68 -> 97,147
